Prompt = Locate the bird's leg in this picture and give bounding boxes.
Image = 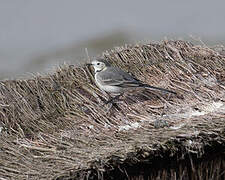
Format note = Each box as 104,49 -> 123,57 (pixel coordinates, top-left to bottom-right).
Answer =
105,94 -> 122,105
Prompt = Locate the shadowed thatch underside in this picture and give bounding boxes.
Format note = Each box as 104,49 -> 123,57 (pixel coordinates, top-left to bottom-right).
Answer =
0,40 -> 225,179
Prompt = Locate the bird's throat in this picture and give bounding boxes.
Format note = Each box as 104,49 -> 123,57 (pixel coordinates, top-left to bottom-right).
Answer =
95,67 -> 107,73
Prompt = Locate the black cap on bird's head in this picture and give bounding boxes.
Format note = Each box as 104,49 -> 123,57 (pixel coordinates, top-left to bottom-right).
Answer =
93,58 -> 111,67
86,58 -> 111,72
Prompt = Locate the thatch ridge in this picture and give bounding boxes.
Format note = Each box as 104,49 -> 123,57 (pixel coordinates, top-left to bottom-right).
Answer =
0,40 -> 225,179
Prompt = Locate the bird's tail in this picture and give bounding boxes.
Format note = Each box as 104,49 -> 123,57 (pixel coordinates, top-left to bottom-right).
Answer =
143,84 -> 177,94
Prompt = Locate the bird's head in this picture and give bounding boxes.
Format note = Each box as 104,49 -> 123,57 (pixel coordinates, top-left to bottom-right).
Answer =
86,58 -> 111,73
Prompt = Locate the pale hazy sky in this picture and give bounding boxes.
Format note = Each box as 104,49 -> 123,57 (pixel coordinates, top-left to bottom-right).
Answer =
1,0 -> 224,52
0,0 -> 225,77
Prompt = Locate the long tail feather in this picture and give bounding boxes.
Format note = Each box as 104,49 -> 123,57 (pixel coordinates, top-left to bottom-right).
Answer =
143,84 -> 177,94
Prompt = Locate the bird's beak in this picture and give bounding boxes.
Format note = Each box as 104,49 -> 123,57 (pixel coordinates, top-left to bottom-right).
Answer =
86,63 -> 92,66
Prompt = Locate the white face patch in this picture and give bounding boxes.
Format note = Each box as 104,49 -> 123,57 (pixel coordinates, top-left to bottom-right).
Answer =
92,60 -> 106,73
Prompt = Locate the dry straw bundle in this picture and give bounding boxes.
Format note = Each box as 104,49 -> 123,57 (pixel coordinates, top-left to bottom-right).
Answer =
0,40 -> 225,179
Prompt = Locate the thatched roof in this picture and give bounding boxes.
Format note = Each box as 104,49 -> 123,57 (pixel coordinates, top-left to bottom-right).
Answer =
0,40 -> 225,179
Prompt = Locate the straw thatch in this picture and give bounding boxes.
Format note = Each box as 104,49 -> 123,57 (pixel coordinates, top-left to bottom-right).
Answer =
0,40 -> 225,180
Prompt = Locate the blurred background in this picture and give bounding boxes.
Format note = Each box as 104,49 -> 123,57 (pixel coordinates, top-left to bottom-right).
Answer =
0,0 -> 225,79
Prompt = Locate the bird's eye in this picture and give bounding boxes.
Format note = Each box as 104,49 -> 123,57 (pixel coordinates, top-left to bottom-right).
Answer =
97,63 -> 100,65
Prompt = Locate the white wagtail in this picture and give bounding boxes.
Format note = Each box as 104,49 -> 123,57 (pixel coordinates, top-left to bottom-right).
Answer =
87,58 -> 176,103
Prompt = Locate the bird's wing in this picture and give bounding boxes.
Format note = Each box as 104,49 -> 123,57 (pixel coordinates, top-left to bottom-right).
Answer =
97,67 -> 177,94
98,67 -> 141,87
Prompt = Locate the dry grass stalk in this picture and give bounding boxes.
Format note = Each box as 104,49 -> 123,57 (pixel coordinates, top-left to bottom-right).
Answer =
0,40 -> 225,179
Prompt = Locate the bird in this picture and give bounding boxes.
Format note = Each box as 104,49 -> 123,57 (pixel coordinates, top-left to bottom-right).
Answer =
86,58 -> 176,103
